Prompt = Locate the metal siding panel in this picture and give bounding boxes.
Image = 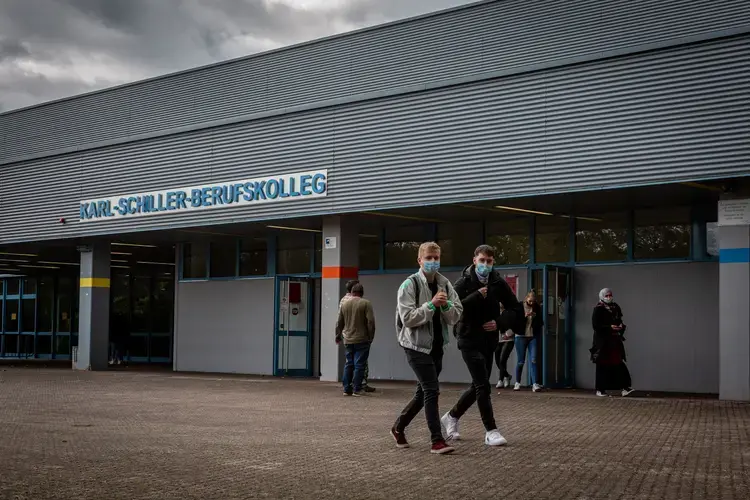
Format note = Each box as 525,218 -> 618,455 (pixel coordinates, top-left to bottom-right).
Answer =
1,0 -> 748,165
0,35 -> 747,244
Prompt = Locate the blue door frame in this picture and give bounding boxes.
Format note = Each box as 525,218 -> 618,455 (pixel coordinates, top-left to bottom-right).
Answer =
528,265 -> 575,388
273,276 -> 314,377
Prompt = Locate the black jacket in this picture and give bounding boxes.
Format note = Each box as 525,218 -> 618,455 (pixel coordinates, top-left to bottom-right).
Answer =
453,265 -> 523,350
589,302 -> 627,363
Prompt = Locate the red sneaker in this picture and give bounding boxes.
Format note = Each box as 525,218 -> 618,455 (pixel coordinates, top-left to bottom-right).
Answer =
390,427 -> 409,448
430,440 -> 455,455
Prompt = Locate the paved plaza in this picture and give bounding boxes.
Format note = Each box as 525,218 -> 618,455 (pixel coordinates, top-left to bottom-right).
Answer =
0,367 -> 748,500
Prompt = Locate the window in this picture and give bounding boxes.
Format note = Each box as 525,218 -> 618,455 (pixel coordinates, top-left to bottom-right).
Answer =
6,278 -> 19,296
182,243 -> 208,279
706,222 -> 719,258
37,277 -> 54,332
57,277 -> 73,333
36,335 -> 52,356
359,233 -> 380,271
152,279 -> 173,334
55,335 -> 70,356
240,238 -> 268,276
111,273 -> 131,338
576,213 -> 628,262
438,222 -> 482,268
5,299 -> 19,332
21,299 -> 35,332
277,232 -> 313,275
635,207 -> 691,260
535,217 -> 570,263
485,218 -> 530,266
131,275 -> 151,333
209,240 -> 237,278
385,224 -> 430,270
22,278 -> 36,295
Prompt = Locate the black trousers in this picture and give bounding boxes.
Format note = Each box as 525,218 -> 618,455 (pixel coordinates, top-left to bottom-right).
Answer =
393,347 -> 444,444
494,341 -> 514,381
450,341 -> 497,432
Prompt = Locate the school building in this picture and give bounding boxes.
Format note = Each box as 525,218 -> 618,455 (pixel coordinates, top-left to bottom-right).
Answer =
1,0 -> 749,400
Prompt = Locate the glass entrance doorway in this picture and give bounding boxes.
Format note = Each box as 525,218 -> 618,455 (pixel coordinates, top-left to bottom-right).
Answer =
274,277 -> 313,377
529,265 -> 574,388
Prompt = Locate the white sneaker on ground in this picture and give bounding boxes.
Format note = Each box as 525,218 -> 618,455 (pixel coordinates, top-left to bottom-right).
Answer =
596,390 -> 609,397
513,382 -> 521,391
504,377 -> 511,388
496,380 -> 504,389
440,412 -> 461,441
622,388 -> 634,397
532,383 -> 542,392
485,429 -> 508,447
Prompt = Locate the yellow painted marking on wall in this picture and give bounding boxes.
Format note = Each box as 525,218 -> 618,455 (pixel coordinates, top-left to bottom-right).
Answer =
79,277 -> 111,288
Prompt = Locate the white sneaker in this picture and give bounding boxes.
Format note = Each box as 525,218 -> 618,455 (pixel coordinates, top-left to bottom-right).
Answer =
596,390 -> 609,397
503,377 -> 511,388
513,382 -> 521,391
440,412 -> 461,441
485,429 -> 508,447
622,388 -> 634,397
496,380 -> 503,389
532,383 -> 542,392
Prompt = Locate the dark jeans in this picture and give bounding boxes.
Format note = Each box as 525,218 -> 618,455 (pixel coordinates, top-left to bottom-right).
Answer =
343,342 -> 371,393
393,347 -> 444,444
494,341 -> 514,381
450,344 -> 497,432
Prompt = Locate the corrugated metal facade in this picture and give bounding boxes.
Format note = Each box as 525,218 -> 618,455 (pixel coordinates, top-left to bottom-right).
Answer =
1,0 -> 748,166
0,5 -> 749,244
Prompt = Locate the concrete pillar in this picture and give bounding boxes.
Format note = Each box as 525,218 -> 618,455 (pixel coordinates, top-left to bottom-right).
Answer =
718,198 -> 750,401
75,241 -> 111,370
319,216 -> 358,382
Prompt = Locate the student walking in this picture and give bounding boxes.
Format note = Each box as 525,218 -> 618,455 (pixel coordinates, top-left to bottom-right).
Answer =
514,291 -> 543,392
339,280 -> 375,392
590,288 -> 634,397
441,244 -> 523,447
335,283 -> 376,396
391,242 -> 462,455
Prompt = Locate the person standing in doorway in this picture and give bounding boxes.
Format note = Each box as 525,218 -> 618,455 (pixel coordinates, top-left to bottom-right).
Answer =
514,291 -> 543,392
339,280 -> 376,392
590,288 -> 634,397
441,244 -> 522,447
391,242 -> 462,455
335,283 -> 376,396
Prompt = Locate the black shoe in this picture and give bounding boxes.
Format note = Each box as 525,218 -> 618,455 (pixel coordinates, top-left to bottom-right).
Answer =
364,386 -> 376,393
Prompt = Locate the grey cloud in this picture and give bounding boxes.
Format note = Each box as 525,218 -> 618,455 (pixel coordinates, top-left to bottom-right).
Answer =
0,0 -> 476,112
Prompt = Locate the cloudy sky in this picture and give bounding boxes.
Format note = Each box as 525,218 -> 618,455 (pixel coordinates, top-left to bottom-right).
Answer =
0,0 -> 476,113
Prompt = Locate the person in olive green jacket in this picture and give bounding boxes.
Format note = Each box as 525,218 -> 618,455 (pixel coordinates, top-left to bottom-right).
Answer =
335,283 -> 376,396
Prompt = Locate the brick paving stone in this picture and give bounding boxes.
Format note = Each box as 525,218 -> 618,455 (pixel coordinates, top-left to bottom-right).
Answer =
0,368 -> 748,500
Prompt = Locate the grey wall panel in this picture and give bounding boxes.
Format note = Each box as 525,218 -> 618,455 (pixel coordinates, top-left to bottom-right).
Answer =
174,278 -> 275,375
1,35 -> 747,244
573,263 -> 719,394
1,0 -> 748,165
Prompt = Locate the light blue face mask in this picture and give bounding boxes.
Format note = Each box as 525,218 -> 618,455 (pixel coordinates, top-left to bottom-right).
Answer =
476,263 -> 493,277
422,260 -> 440,274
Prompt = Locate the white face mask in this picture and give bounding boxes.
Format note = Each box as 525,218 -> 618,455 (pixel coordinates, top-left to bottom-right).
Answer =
603,297 -> 613,304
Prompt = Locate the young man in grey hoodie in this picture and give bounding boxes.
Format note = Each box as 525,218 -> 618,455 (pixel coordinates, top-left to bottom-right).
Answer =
390,241 -> 463,455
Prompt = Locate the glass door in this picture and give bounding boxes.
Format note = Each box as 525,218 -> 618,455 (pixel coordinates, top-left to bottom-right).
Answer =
274,277 -> 313,377
529,265 -> 574,388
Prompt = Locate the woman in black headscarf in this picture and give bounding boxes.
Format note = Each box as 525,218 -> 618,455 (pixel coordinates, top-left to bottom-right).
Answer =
590,288 -> 634,397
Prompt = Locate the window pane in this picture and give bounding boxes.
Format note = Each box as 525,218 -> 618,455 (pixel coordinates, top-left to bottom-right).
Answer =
111,273 -> 131,337
3,334 -> 18,355
22,278 -> 36,295
55,335 -> 70,356
57,277 -> 73,333
314,233 -> 322,273
19,335 -> 34,356
240,238 -> 268,276
36,335 -> 52,356
576,213 -> 628,262
385,225 -> 430,270
129,335 -> 149,358
438,222 -> 482,268
37,277 -> 54,332
6,278 -> 19,296
182,243 -> 207,279
150,334 -> 171,359
209,241 -> 237,278
131,275 -> 151,333
5,300 -> 19,332
152,279 -> 173,334
535,217 -> 570,263
635,207 -> 691,260
21,299 -> 35,332
277,232 -> 313,275
359,234 -> 380,271
485,217 -> 530,266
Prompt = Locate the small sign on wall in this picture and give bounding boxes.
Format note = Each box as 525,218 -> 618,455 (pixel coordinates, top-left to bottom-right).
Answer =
324,237 -> 337,249
718,199 -> 750,226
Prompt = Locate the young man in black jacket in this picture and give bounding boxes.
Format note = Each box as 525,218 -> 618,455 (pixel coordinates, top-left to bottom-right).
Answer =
441,244 -> 523,446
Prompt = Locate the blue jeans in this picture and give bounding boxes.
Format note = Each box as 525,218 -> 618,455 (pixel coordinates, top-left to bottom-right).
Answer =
514,336 -> 538,386
343,342 -> 371,393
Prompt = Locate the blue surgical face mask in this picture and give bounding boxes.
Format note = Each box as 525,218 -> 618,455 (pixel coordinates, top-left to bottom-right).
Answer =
422,260 -> 440,274
476,263 -> 492,277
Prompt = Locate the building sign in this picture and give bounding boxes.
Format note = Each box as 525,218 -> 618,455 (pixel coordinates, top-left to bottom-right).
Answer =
718,199 -> 750,226
79,169 -> 328,223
